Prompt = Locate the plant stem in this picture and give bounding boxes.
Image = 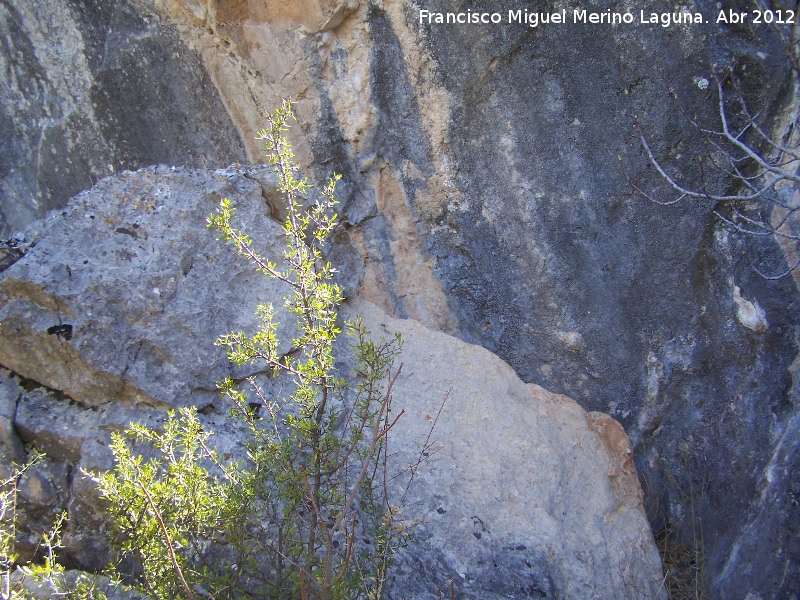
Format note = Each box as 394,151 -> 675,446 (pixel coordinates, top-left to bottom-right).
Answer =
137,481 -> 195,600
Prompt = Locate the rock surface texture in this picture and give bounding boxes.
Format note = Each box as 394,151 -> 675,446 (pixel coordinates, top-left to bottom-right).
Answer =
0,0 -> 246,233
345,300 -> 664,599
2,0 -> 799,597
0,167 -> 664,598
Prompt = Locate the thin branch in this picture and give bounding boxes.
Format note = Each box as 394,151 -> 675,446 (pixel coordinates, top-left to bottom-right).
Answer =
637,131 -> 782,203
327,515 -> 357,590
752,254 -> 800,280
398,391 -> 449,506
136,481 -> 195,600
332,367 -> 404,535
224,226 -> 294,287
628,57 -> 800,278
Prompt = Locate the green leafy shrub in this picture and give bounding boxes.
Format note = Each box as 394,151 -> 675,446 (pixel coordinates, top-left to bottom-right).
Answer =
94,100 -> 406,600
93,410 -> 233,599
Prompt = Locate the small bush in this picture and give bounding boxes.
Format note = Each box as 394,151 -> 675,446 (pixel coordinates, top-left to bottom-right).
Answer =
93,100 -> 407,600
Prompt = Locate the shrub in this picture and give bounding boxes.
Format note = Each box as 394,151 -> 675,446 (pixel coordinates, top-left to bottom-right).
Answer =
94,100 -> 406,600
93,410 -> 232,599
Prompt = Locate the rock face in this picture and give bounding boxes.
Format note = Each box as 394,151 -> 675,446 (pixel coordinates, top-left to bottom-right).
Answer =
0,165 -> 291,412
0,167 -> 663,598
2,0 -> 800,596
0,0 -> 246,234
394,5 -> 800,598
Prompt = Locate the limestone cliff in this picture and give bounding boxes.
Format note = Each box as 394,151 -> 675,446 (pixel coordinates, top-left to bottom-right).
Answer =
0,0 -> 246,233
2,0 -> 799,596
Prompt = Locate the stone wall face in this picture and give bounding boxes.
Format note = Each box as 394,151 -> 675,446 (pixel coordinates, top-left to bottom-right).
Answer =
1,0 -> 799,596
396,3 -> 800,597
0,0 -> 246,234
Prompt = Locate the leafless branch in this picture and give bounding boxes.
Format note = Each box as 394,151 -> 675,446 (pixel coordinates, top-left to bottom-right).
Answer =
626,51 -> 800,278
137,481 -> 195,600
333,366 -> 404,535
392,390 -> 449,507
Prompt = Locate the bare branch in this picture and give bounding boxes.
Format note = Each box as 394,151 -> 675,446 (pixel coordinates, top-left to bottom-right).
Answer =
332,366 -> 404,535
136,481 -> 195,600
629,55 -> 800,278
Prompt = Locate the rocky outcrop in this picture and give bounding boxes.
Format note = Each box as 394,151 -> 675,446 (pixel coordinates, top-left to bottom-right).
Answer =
239,4 -> 800,595
2,0 -> 799,596
410,11 -> 800,595
1,165 -> 285,412
0,167 -> 664,598
0,0 -> 246,234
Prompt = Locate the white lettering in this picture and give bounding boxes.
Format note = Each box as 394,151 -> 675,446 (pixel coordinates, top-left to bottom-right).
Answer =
642,10 -> 705,26
419,10 -> 502,25
574,9 -> 634,24
717,9 -> 748,23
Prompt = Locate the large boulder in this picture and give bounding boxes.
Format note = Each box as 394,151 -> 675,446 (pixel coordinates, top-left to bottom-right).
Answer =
346,300 -> 664,599
0,165 -> 285,412
0,167 -> 663,598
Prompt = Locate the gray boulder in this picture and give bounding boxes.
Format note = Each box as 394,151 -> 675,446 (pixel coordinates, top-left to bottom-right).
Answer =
0,167 -> 664,597
0,165 -> 289,412
344,299 -> 665,599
